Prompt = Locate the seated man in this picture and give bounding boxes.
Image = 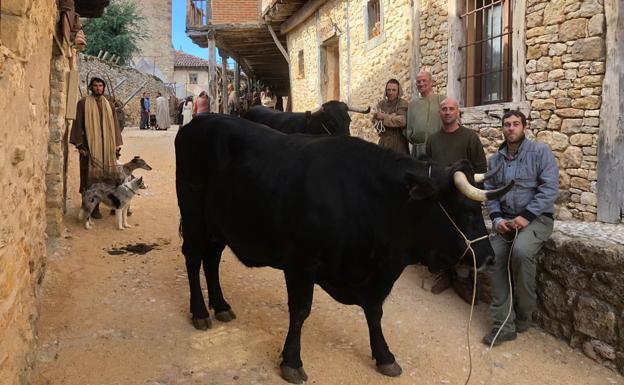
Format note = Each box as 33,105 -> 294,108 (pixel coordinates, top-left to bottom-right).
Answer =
483,110 -> 559,346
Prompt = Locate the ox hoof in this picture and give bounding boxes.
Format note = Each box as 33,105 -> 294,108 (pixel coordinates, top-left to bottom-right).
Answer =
377,361 -> 402,377
215,309 -> 237,322
280,364 -> 308,384
192,316 -> 212,330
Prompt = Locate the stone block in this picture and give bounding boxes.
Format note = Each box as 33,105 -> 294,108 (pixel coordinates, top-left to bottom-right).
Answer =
571,176 -> 591,190
583,117 -> 599,126
527,26 -> 545,38
589,61 -> 605,74
556,98 -> 572,108
547,114 -> 562,129
527,44 -> 547,60
569,37 -> 605,61
561,118 -> 583,134
532,98 -> 556,110
543,0 -> 566,25
570,133 -> 593,146
571,95 -> 601,109
588,14 -> 605,36
574,296 -> 618,344
556,108 -> 585,118
548,43 -> 568,56
553,56 -> 563,69
564,69 -> 578,80
527,11 -> 544,28
561,145 -> 583,167
0,15 -> 29,57
527,71 -> 548,84
536,81 -> 557,91
537,56 -> 554,71
537,130 -> 569,150
548,69 -> 565,80
558,79 -> 574,89
569,0 -> 604,18
559,19 -> 587,41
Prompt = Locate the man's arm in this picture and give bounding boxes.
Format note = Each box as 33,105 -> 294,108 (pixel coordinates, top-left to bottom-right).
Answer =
519,145 -> 559,222
469,131 -> 488,173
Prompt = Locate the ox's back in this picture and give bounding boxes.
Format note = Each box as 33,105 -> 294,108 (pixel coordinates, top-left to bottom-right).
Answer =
244,106 -> 308,134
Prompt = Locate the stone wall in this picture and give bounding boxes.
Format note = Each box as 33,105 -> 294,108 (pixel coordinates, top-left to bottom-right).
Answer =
524,0 -> 605,222
77,54 -> 171,126
287,0 -> 414,142
0,0 -> 57,383
536,223 -> 624,375
419,0 -> 449,94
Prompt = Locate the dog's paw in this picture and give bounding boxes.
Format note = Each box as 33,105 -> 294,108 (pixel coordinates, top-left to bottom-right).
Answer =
85,221 -> 92,230
123,223 -> 132,228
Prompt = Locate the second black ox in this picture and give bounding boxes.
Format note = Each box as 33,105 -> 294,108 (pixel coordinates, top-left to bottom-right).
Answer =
244,100 -> 369,135
175,114 -> 512,384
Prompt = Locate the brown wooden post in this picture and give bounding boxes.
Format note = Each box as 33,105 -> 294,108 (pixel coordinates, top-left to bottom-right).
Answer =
221,52 -> 228,114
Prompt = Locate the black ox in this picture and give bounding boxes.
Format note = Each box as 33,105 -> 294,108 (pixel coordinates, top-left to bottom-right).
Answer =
175,114 -> 512,384
244,100 -> 370,135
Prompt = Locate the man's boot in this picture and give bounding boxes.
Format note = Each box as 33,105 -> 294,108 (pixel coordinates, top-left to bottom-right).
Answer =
91,204 -> 103,219
431,270 -> 452,294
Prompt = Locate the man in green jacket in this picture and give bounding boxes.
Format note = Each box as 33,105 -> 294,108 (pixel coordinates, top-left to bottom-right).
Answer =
405,71 -> 444,157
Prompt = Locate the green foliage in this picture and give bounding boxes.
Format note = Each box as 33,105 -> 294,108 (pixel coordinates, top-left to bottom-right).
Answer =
82,1 -> 148,65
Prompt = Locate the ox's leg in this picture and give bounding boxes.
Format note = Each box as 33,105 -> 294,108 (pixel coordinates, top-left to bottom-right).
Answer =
363,304 -> 402,377
202,241 -> 236,322
280,270 -> 313,384
185,254 -> 212,330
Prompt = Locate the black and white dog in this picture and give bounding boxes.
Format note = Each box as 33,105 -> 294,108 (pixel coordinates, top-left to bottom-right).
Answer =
79,176 -> 146,230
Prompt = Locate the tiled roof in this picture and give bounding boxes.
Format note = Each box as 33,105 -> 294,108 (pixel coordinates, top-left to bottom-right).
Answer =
174,50 -> 210,68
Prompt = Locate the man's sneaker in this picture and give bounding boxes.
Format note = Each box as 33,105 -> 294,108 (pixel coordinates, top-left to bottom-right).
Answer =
482,328 -> 517,347
431,271 -> 452,294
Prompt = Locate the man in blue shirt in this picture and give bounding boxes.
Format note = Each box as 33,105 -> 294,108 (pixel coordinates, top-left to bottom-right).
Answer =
140,92 -> 151,130
483,110 -> 559,346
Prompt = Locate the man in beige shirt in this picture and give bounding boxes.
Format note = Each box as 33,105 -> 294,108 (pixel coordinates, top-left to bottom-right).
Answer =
405,71 -> 444,157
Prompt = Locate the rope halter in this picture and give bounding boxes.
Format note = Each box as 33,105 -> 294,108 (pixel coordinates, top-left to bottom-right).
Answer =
437,202 -> 490,263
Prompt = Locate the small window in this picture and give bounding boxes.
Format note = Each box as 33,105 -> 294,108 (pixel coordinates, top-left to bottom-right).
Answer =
297,50 -> 305,77
367,0 -> 382,40
189,73 -> 198,84
460,0 -> 512,106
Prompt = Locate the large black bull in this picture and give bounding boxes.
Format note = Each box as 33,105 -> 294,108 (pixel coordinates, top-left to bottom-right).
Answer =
244,100 -> 370,135
175,115 -> 512,384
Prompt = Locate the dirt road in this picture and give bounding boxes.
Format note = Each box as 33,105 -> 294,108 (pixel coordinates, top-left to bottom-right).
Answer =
32,126 -> 622,385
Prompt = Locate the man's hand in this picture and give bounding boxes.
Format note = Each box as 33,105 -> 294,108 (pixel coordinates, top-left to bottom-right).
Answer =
496,216 -> 529,234
78,147 -> 89,157
375,111 -> 385,120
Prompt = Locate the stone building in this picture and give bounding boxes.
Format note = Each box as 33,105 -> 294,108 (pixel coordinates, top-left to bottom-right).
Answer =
173,50 -> 211,98
130,0 -> 176,82
0,0 -> 110,382
260,0 -> 622,224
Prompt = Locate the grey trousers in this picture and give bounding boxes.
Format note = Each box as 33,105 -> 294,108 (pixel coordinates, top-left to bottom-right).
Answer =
487,215 -> 554,332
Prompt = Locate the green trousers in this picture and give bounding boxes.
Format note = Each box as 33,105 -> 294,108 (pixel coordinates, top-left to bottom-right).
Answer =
487,215 -> 553,332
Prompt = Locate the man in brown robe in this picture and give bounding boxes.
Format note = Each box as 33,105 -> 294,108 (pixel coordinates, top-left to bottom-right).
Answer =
372,78 -> 409,154
70,77 -> 123,218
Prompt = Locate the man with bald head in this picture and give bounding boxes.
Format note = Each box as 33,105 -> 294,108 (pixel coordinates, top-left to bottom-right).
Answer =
405,71 -> 444,157
425,97 -> 487,302
194,94 -> 211,117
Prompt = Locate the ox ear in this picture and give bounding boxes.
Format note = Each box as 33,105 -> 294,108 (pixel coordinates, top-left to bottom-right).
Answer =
405,172 -> 437,200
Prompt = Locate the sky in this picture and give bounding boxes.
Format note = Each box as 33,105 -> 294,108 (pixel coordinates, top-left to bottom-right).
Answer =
171,0 -> 209,59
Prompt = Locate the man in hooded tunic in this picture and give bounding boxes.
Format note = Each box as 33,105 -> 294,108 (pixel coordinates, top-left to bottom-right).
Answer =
372,78 -> 409,155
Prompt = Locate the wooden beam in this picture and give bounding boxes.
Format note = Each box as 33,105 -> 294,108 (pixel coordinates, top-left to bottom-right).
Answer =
221,52 -> 228,114
281,0 -> 328,34
266,23 -> 290,65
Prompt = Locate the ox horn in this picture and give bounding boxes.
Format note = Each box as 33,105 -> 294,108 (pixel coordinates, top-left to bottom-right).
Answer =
453,171 -> 515,201
474,160 -> 504,183
347,105 -> 371,114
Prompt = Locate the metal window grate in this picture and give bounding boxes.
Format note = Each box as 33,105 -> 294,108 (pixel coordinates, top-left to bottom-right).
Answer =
461,0 -> 512,106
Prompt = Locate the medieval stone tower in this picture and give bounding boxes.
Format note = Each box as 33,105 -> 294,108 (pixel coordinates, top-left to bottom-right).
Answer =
131,0 -> 175,82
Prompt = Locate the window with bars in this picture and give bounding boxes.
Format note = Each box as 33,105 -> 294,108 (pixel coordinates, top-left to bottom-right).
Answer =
460,0 -> 512,106
298,50 -> 305,78
367,0 -> 382,40
189,73 -> 198,85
